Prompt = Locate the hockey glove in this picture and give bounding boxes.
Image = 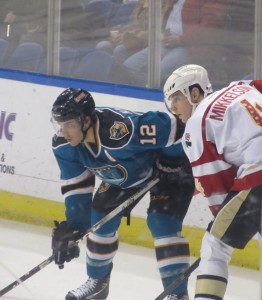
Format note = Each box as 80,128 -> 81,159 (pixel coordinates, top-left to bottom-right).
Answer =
154,156 -> 185,184
51,220 -> 85,269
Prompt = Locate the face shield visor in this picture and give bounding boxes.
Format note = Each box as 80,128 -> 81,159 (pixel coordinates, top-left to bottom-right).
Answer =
51,116 -> 82,138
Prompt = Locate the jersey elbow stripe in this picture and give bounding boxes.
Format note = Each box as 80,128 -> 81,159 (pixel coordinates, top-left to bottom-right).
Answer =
232,168 -> 262,190
61,175 -> 95,196
195,167 -> 235,197
63,186 -> 94,198
192,159 -> 232,176
61,169 -> 91,185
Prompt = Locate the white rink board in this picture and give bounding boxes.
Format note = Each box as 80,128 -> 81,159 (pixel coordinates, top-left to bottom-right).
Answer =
0,78 -> 212,228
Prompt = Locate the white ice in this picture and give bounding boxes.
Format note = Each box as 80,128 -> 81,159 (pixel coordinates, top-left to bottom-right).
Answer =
0,219 -> 260,300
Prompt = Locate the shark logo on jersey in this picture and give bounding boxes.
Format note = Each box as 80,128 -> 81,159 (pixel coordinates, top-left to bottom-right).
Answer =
110,121 -> 129,140
88,164 -> 128,185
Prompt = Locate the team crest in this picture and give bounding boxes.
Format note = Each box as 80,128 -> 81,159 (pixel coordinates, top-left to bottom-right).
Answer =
110,121 -> 129,140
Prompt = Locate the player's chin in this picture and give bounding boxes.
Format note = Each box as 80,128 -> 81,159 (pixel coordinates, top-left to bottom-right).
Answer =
67,139 -> 79,146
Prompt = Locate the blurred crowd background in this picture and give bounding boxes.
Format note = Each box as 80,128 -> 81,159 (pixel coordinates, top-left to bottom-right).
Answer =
0,0 -> 258,91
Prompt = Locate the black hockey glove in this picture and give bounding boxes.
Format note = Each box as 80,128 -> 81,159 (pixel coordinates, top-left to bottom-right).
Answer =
51,220 -> 85,269
154,156 -> 185,184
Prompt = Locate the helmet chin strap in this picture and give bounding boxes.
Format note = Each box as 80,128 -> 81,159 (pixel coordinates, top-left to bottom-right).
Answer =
81,122 -> 92,143
81,129 -> 88,143
80,115 -> 94,143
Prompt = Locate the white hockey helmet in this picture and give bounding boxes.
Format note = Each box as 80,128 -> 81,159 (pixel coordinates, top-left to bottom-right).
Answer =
164,64 -> 212,110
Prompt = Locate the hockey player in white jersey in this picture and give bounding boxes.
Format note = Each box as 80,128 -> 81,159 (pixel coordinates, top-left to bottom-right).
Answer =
163,64 -> 262,300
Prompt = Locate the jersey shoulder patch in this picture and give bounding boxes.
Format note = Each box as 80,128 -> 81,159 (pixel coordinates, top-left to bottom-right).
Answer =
96,109 -> 133,148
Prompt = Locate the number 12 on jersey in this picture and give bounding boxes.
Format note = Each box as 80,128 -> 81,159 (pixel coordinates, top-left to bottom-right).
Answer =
140,125 -> 157,144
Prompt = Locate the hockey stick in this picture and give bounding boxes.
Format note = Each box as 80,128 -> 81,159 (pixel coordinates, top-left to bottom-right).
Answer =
0,177 -> 159,297
154,258 -> 200,300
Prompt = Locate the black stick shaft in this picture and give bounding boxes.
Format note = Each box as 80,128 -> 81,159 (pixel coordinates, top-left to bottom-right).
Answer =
0,178 -> 159,297
154,258 -> 200,300
0,255 -> 54,297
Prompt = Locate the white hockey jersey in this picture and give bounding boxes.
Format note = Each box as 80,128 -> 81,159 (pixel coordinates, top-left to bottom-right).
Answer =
182,80 -> 262,215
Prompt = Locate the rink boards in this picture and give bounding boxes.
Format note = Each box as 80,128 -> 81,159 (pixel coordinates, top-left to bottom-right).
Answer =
0,70 -> 260,270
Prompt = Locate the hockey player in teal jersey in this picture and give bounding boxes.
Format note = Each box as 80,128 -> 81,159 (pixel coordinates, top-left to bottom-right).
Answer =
51,88 -> 194,300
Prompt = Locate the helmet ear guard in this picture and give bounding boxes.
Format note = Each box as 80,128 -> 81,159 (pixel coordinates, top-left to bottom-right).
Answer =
163,64 -> 213,111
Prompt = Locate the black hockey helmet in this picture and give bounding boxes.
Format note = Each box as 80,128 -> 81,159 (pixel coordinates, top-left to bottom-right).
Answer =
51,88 -> 96,123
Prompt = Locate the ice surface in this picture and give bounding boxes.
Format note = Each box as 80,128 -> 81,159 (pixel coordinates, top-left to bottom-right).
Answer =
0,219 -> 260,300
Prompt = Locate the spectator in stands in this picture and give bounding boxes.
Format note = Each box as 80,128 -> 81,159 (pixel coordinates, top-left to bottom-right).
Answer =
98,0 -> 176,84
123,0 -> 254,88
77,0 -> 119,48
18,19 -> 47,49
60,0 -> 91,47
113,0 -> 188,86
0,0 -> 47,53
219,0 -> 254,85
174,0 -> 254,88
96,0 -> 154,63
0,0 -> 9,37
